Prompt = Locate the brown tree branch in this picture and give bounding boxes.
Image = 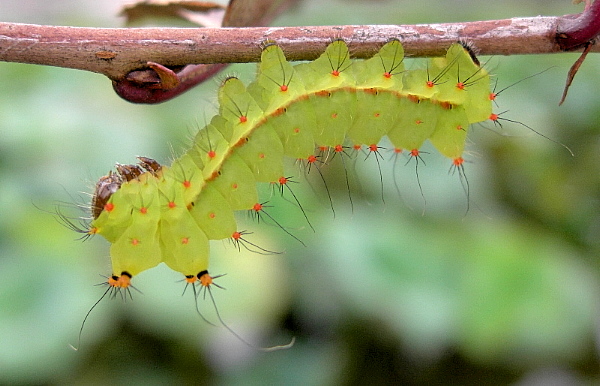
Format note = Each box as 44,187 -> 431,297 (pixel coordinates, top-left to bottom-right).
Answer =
1,18 -> 597,80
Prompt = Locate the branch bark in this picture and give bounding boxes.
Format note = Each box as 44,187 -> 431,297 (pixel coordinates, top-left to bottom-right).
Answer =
0,18 -> 597,80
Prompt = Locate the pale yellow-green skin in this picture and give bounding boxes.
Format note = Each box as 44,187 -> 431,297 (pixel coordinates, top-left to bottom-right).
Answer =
91,40 -> 492,279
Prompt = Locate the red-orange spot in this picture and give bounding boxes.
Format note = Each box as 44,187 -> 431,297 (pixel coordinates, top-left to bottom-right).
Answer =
207,150 -> 216,159
239,115 -> 247,123
319,146 -> 328,152
453,157 -> 465,166
199,273 -> 213,287
394,148 -> 403,154
104,203 -> 114,212
415,119 -> 423,125
456,125 -> 464,131
183,180 -> 191,188
456,82 -> 465,90
410,149 -> 420,157
383,72 -> 392,79
280,84 -> 288,92
334,144 -> 344,153
181,237 -> 189,244
353,144 -> 362,151
331,113 -> 338,119
307,155 -> 317,163
232,231 -> 241,240
293,127 -> 300,133
258,153 -> 265,159
369,144 -> 378,152
231,183 -> 238,189
489,93 -> 497,100
168,201 -> 176,209
130,238 -> 140,246
140,207 -> 148,214
209,212 -> 216,219
278,176 -> 288,185
489,113 -> 498,121
373,112 -> 380,118
426,80 -> 435,88
253,203 -> 263,212
331,70 -> 340,76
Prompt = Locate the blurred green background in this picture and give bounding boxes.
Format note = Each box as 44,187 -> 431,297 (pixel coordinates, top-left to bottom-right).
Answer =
1,0 -> 599,384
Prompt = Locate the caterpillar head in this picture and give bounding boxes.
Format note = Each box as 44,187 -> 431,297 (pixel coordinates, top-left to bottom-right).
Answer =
91,156 -> 163,219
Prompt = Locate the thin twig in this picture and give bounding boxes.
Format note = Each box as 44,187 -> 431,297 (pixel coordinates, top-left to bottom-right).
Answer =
0,18 -> 597,81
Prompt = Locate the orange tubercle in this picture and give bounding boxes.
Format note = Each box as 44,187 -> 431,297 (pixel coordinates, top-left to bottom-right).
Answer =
198,271 -> 213,287
453,157 -> 464,166
108,273 -> 132,288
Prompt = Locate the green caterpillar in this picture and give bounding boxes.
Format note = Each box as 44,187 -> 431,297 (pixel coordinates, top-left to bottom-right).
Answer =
87,39 -> 492,291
